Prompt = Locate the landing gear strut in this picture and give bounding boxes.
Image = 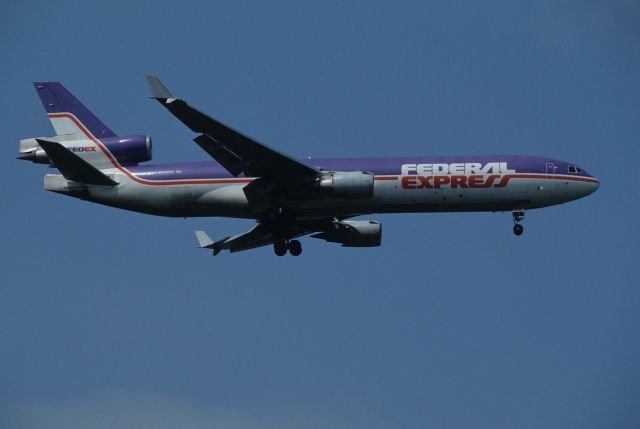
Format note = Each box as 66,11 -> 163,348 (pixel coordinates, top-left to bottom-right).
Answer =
512,210 -> 525,236
273,239 -> 303,256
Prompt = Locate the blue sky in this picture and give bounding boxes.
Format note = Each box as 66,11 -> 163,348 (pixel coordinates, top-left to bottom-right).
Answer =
1,1 -> 639,427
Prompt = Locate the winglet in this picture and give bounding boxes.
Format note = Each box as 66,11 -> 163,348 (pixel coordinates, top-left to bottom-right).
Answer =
195,230 -> 215,248
145,75 -> 174,100
195,230 -> 223,255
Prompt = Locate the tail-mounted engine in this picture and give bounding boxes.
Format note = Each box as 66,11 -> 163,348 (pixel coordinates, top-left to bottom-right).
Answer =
99,135 -> 152,165
18,134 -> 152,166
316,171 -> 374,198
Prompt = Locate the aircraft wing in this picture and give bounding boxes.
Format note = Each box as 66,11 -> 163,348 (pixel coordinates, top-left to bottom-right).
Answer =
195,222 -> 313,255
145,75 -> 320,180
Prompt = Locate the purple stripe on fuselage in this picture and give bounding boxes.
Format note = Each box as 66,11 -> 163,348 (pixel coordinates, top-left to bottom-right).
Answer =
125,155 -> 594,181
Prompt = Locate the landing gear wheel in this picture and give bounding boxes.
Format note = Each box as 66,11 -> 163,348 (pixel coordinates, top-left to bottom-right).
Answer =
274,240 -> 287,256
512,210 -> 525,237
288,239 -> 302,256
513,224 -> 524,236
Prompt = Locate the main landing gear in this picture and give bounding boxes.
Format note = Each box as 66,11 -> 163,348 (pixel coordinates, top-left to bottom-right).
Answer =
512,210 -> 525,236
273,239 -> 302,256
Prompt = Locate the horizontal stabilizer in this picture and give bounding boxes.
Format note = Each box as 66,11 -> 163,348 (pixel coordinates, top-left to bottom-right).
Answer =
36,139 -> 118,186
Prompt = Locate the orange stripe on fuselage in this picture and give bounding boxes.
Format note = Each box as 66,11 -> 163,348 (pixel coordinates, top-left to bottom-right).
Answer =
49,114 -> 600,187
48,113 -> 253,186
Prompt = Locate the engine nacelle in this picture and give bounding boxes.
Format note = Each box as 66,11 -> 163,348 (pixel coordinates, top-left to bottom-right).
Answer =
316,171 -> 374,198
311,220 -> 382,247
101,134 -> 152,165
17,134 -> 152,166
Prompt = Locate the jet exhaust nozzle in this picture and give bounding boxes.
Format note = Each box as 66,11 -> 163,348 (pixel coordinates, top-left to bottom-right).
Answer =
17,149 -> 49,164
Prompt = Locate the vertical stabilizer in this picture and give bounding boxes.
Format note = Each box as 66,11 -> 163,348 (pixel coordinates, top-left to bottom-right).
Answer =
33,82 -> 116,138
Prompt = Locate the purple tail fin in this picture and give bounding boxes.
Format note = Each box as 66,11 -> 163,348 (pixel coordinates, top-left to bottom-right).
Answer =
33,82 -> 116,138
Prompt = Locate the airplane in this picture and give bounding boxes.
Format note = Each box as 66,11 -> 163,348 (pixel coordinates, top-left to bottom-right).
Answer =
18,77 -> 599,256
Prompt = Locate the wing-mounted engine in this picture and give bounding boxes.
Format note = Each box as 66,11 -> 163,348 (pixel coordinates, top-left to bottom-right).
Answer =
311,220 -> 381,247
97,135 -> 152,165
316,171 -> 374,198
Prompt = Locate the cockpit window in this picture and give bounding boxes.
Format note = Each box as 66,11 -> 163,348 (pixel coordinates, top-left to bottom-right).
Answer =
568,165 -> 583,174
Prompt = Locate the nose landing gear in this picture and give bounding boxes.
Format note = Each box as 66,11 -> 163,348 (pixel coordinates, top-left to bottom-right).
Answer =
513,223 -> 524,236
273,239 -> 303,256
512,210 -> 525,236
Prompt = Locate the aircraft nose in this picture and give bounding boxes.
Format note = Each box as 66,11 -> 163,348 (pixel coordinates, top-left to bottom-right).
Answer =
558,175 -> 599,202
574,177 -> 599,200
586,176 -> 600,195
